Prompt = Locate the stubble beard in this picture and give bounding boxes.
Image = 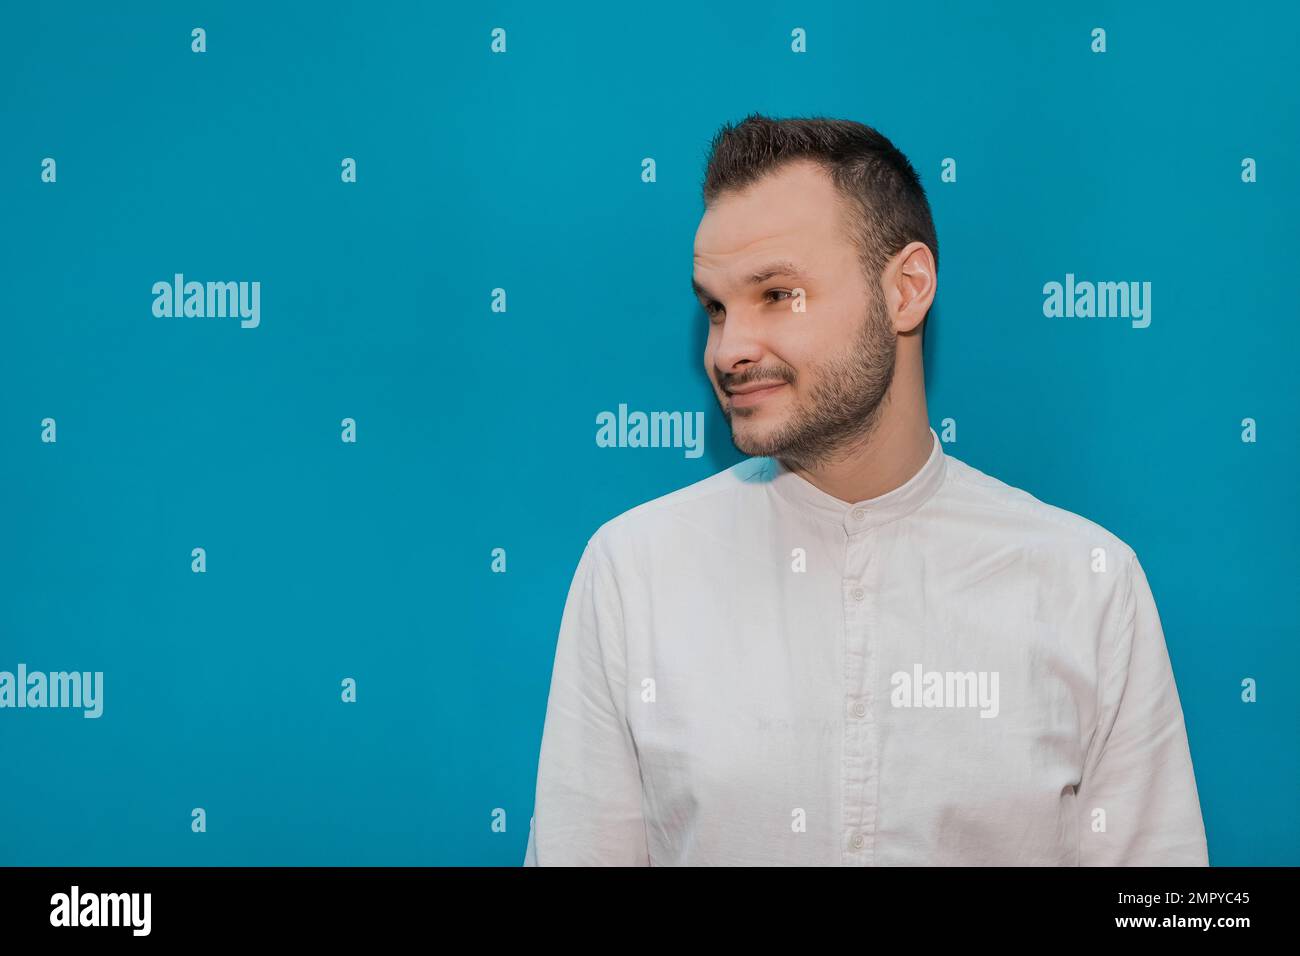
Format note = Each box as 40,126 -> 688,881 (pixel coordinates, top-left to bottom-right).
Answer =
721,295 -> 898,471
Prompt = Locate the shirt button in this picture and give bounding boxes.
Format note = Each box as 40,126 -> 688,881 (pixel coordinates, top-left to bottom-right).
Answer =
851,507 -> 866,520
851,586 -> 865,601
851,700 -> 867,718
850,833 -> 865,849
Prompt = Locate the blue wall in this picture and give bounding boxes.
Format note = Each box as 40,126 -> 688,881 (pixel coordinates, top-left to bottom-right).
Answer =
1,0 -> 1295,865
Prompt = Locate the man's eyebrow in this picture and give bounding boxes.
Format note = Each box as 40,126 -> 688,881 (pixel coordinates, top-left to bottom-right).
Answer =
692,260 -> 810,302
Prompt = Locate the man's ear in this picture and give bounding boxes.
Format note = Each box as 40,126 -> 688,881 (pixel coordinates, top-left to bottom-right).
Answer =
889,243 -> 936,335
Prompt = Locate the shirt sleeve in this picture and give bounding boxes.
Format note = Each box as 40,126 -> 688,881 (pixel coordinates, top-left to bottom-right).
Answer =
1076,551 -> 1209,865
523,533 -> 650,866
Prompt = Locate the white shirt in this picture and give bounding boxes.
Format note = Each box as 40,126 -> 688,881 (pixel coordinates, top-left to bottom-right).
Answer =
523,427 -> 1208,865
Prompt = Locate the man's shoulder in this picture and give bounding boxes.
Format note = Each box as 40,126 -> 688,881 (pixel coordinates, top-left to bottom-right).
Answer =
939,451 -> 1139,565
581,447 -> 1144,573
586,456 -> 769,554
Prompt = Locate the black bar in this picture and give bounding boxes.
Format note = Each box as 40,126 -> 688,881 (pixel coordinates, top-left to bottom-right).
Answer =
0,865 -> 1291,940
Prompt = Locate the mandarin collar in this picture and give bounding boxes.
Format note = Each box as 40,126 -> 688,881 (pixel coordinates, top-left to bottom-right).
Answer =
763,426 -> 947,535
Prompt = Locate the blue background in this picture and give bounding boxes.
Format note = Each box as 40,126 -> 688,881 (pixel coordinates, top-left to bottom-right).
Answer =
1,0 -> 1296,865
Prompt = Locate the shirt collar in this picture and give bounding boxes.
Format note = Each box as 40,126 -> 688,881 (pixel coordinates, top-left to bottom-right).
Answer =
762,426 -> 947,535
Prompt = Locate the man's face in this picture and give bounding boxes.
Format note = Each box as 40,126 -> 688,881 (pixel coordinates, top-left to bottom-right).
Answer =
693,159 -> 898,470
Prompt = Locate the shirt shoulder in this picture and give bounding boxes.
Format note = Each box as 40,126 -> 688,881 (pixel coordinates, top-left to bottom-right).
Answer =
585,457 -> 770,556
938,452 -> 1139,565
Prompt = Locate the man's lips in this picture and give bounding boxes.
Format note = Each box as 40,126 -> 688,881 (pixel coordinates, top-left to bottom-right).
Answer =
726,381 -> 788,395
726,381 -> 788,407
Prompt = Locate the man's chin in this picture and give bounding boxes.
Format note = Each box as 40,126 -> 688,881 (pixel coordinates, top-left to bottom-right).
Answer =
729,423 -> 788,459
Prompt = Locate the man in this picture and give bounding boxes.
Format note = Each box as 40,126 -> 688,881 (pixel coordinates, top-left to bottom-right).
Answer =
523,114 -> 1208,866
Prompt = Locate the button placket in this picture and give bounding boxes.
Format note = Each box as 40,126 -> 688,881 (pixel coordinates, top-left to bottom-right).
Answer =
841,532 -> 873,864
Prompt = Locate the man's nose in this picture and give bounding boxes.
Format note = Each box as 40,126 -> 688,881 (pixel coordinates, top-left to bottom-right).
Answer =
710,308 -> 768,375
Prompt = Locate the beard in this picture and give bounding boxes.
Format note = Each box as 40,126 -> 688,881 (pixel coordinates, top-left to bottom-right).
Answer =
721,292 -> 897,471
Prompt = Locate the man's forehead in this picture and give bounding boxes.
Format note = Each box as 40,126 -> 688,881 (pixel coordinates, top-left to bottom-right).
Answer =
697,196 -> 822,250
694,217 -> 823,284
692,217 -> 848,299
695,179 -> 847,268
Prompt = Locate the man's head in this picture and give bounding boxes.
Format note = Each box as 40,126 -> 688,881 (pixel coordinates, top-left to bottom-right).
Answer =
693,114 -> 938,469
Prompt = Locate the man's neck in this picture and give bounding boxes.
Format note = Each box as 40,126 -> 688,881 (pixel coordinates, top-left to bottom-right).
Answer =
782,411 -> 933,506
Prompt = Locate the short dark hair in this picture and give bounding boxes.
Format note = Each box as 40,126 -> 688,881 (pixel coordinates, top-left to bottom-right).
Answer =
701,113 -> 938,341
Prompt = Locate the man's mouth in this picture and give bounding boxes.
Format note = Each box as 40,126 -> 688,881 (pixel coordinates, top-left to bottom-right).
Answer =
727,381 -> 787,406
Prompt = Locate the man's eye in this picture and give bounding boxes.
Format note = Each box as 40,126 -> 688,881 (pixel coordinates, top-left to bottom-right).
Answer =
703,291 -> 790,319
